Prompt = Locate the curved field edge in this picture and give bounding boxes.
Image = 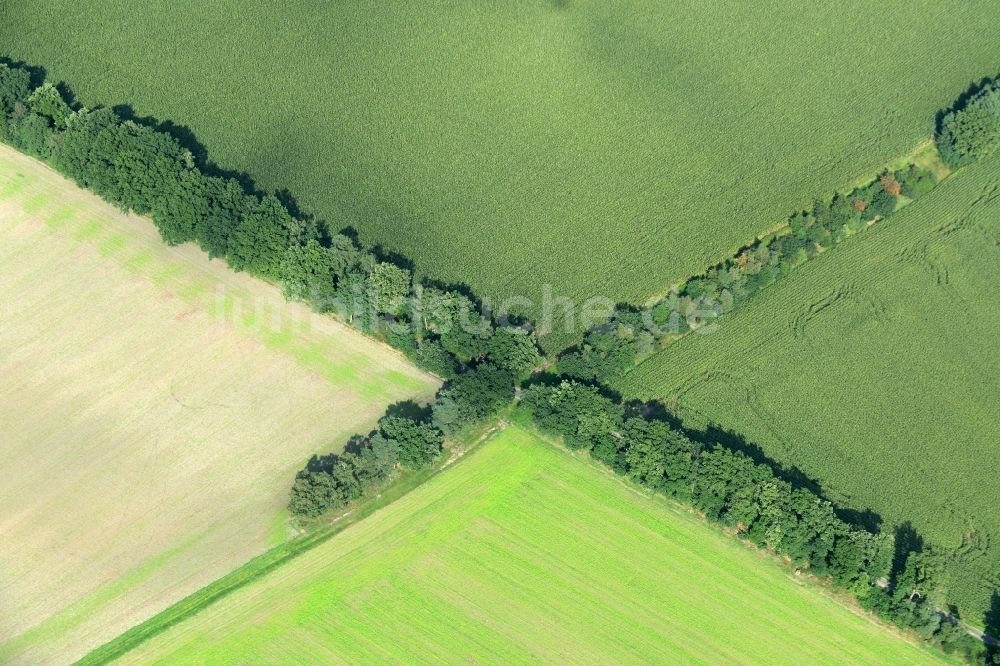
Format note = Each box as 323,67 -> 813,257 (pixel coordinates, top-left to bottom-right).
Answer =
0,144 -> 439,663
615,149 -> 1000,618
107,425 -> 948,665
3,1 -> 1000,344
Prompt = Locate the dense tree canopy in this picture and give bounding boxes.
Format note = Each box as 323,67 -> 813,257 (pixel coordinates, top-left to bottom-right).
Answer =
0,63 -> 31,115
938,80 -> 1000,167
432,363 -> 516,433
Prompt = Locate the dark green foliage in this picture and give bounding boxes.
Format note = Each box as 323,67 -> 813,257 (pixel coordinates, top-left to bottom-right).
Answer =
486,327 -> 542,380
7,109 -> 53,157
621,417 -> 698,499
419,288 -> 474,334
432,363 -> 515,433
377,415 -> 444,469
280,239 -> 339,309
384,323 -> 420,359
332,269 -> 373,327
893,547 -> 944,604
50,107 -> 123,190
367,262 -> 411,315
288,446 -> 377,518
26,81 -> 71,128
288,468 -> 344,518
150,167 -> 212,246
439,324 -> 492,363
413,339 -> 459,379
0,63 -> 31,114
195,176 -> 256,259
228,194 -> 303,279
287,415 -> 443,518
937,80 -> 1000,167
774,232 -> 811,268
867,186 -> 897,218
897,165 -> 937,198
938,623 -> 987,662
328,452 -> 364,502
77,117 -> 182,215
862,579 -> 991,664
521,381 -> 623,451
279,233 -> 365,308
555,326 -> 638,383
414,288 -> 494,362
356,434 -> 399,482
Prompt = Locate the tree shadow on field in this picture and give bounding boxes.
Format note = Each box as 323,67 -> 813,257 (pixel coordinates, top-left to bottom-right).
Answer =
275,188 -> 309,221
384,399 -> 432,422
110,103 -> 339,245
672,418 -> 885,534
0,56 -> 46,88
684,421 -> 826,495
836,507 -> 883,534
934,72 -> 1000,134
889,522 -> 923,589
984,591 -> 1000,657
370,244 -> 415,273
111,104 -> 261,189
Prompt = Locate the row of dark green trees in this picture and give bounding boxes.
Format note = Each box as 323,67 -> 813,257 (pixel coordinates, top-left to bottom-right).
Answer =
938,78 -> 1000,168
520,380 -> 997,662
1,59 -> 996,663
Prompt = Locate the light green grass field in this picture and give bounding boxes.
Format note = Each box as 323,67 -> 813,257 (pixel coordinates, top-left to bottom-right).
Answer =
617,149 -> 1000,620
3,1 -> 1000,347
117,425 -> 945,665
0,145 -> 439,664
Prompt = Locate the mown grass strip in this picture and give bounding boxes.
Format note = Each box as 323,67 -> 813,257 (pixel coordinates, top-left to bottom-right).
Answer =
113,423 -> 948,665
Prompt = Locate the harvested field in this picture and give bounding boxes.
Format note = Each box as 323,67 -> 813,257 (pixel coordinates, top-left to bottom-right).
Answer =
0,145 -> 439,663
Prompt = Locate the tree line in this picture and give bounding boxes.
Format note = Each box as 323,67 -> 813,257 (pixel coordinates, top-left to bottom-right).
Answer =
520,380 -> 996,663
556,163 -> 939,385
289,410 -> 444,517
2,58 -> 997,663
937,77 -> 1000,168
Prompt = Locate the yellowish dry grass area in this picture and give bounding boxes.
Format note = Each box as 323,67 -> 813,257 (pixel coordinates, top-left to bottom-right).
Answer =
0,145 -> 439,664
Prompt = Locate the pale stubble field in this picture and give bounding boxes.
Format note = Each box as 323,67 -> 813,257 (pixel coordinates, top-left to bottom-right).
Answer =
0,145 -> 439,664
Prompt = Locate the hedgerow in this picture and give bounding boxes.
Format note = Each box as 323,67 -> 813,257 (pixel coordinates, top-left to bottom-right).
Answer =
519,380 -> 996,664
937,78 -> 1000,168
555,162 -> 940,385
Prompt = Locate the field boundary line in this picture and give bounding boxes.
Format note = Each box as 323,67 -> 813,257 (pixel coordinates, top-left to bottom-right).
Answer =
75,420 -> 508,665
514,422 -> 964,661
623,139 -> 950,377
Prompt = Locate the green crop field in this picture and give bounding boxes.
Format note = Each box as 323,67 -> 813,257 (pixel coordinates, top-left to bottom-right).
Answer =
3,1 -> 1000,347
111,425 -> 944,665
0,145 -> 439,664
617,149 -> 1000,620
